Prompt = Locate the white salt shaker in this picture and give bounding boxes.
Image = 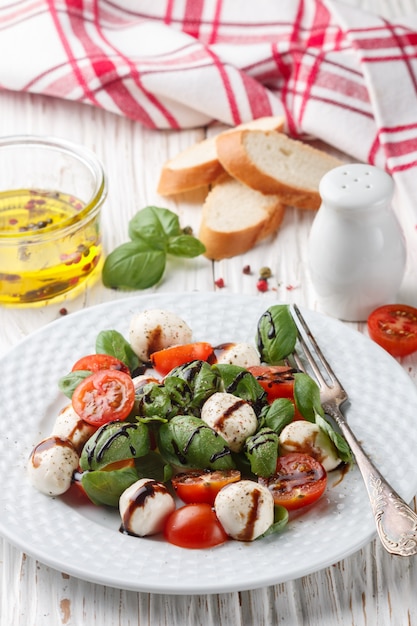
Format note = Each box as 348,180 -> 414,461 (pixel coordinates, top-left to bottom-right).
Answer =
308,164 -> 406,321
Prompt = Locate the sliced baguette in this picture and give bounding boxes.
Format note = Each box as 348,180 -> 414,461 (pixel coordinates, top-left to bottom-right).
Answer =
216,129 -> 343,210
198,176 -> 285,260
157,116 -> 285,196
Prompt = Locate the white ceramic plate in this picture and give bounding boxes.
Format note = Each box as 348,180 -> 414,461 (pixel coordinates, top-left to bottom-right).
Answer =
1,292 -> 417,595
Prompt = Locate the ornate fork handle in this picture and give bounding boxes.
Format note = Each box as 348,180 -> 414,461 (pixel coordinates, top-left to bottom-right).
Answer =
325,401 -> 417,557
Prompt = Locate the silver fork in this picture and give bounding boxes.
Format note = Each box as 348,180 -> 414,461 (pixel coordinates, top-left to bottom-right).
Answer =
291,303 -> 417,557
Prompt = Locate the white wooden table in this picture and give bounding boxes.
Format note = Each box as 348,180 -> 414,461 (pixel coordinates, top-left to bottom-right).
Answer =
2,1 -> 417,624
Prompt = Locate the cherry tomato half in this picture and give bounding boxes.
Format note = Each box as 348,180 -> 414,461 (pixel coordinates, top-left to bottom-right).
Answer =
258,452 -> 327,511
164,503 -> 228,549
247,365 -> 303,418
171,469 -> 241,505
150,342 -> 215,376
367,304 -> 417,357
72,370 -> 135,426
71,353 -> 130,375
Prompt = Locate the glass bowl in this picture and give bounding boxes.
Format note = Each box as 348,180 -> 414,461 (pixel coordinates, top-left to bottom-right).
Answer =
0,135 -> 107,306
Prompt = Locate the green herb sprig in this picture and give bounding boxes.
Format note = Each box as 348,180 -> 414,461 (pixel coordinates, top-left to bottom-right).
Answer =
102,206 -> 206,290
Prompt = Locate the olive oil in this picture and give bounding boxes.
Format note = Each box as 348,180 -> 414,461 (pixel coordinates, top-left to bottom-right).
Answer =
0,189 -> 102,305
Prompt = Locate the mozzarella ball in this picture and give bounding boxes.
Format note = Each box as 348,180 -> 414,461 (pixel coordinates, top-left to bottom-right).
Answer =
119,478 -> 175,537
132,374 -> 161,391
214,480 -> 274,541
214,342 -> 261,368
201,392 -> 257,452
27,436 -> 79,496
51,404 -> 97,453
279,421 -> 341,471
129,309 -> 192,362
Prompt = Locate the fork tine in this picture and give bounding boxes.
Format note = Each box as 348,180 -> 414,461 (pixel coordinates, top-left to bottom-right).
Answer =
291,304 -> 345,392
290,315 -> 327,387
291,350 -> 304,373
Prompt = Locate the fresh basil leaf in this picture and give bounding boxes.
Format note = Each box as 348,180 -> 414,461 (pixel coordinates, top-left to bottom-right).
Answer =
167,234 -> 206,258
158,414 -> 235,471
137,415 -> 168,425
260,398 -> 294,434
256,305 -> 298,363
293,372 -> 324,422
258,505 -> 289,538
81,466 -> 139,507
80,421 -> 150,471
231,451 -> 255,479
95,329 -> 141,371
102,206 -> 206,292
134,450 -> 173,483
315,414 -> 353,464
58,370 -> 91,398
168,361 -> 221,409
128,206 -> 181,245
214,363 -> 267,415
163,377 -> 196,414
136,382 -> 172,419
102,240 -> 166,290
135,378 -> 196,420
244,427 -> 279,477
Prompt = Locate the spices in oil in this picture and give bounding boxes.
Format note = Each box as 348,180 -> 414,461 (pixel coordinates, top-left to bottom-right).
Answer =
0,188 -> 102,305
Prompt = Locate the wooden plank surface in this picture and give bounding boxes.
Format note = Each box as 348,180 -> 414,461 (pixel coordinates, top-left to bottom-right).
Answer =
1,1 -> 417,624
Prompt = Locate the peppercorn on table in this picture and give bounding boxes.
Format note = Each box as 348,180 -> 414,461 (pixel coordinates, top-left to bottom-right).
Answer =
2,1 -> 417,624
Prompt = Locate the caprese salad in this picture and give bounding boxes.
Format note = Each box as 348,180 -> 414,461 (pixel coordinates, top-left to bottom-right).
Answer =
27,305 -> 352,549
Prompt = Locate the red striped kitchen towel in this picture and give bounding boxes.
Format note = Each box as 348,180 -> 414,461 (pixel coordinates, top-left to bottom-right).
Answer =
1,0 -> 417,242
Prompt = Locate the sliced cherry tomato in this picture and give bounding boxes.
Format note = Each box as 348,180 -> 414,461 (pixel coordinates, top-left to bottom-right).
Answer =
72,369 -> 135,426
150,342 -> 215,376
247,365 -> 304,418
258,452 -> 327,511
171,469 -> 241,505
66,480 -> 91,503
367,304 -> 417,357
164,503 -> 228,549
247,365 -> 297,400
67,468 -> 91,502
71,353 -> 130,375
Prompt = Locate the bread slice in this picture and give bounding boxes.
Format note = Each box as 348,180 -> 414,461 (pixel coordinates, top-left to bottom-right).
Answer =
157,116 -> 285,196
198,176 -> 285,260
216,129 -> 342,210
